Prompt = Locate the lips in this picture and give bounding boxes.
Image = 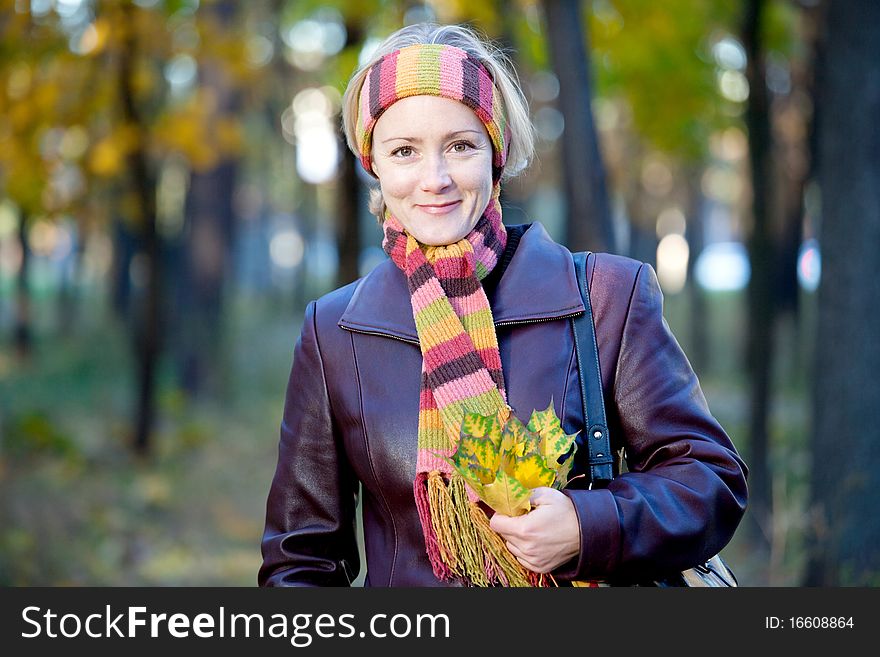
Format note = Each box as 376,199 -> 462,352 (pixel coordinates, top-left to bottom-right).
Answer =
415,201 -> 462,215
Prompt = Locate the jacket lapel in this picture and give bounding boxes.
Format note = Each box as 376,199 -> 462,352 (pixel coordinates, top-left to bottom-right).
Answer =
338,222 -> 585,343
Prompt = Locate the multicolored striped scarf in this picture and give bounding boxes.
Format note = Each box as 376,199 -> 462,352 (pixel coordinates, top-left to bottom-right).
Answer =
360,43 -> 541,586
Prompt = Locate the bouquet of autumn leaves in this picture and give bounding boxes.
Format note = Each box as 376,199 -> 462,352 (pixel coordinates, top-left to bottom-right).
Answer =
441,402 -> 580,517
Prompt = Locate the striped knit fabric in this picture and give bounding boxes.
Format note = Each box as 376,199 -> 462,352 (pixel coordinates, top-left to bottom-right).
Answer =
356,43 -> 509,181
382,203 -> 508,474
359,44 -> 543,586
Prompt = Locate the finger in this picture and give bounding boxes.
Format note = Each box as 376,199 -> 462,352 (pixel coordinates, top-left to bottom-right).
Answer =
511,551 -> 547,574
523,560 -> 552,574
504,539 -> 526,560
489,511 -> 515,535
528,486 -> 555,507
504,538 -> 552,573
516,556 -> 539,572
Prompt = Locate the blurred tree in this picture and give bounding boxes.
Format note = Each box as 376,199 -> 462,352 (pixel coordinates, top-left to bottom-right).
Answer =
115,0 -> 163,455
334,14 -> 365,288
683,167 -> 708,372
13,209 -> 33,357
773,3 -> 817,321
741,0 -> 775,550
541,0 -> 614,252
0,7 -> 68,357
741,0 -> 810,554
1,0 -> 264,452
806,0 -> 880,586
173,0 -> 245,398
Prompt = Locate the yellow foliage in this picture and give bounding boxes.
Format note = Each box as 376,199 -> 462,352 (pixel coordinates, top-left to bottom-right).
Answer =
481,470 -> 532,517
33,83 -> 60,115
133,63 -> 159,99
9,101 -> 34,132
88,138 -> 124,177
443,407 -> 578,517
5,161 -> 44,213
509,453 -> 556,490
88,124 -> 140,178
6,63 -> 32,101
153,89 -> 242,170
155,109 -> 215,171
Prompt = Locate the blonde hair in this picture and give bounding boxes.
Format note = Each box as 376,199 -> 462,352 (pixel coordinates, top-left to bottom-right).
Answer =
341,23 -> 535,220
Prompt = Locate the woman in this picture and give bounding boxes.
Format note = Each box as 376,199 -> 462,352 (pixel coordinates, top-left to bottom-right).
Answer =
258,22 -> 748,587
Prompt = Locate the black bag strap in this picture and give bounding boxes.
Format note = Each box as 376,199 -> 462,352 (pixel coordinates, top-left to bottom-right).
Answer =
571,251 -> 614,486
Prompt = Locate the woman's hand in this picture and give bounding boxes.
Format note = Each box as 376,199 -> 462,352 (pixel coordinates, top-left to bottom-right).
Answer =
488,487 -> 580,573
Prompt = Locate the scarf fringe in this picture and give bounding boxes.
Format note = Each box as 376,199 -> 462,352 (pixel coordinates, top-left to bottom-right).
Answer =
415,470 -> 547,587
414,472 -> 454,581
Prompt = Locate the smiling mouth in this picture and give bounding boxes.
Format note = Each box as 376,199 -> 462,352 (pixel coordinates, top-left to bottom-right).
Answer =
416,201 -> 462,215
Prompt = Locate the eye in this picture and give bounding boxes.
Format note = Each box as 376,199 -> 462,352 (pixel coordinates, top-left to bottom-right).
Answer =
391,145 -> 414,158
451,141 -> 475,153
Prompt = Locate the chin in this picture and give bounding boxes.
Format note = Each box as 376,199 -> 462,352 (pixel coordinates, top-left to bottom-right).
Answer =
437,223 -> 479,244
422,232 -> 467,246
409,224 -> 461,246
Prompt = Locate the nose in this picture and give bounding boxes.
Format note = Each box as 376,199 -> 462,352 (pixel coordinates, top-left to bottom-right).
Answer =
419,154 -> 452,193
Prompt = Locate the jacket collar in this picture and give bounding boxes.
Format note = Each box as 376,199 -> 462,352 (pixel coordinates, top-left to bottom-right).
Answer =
338,222 -> 585,344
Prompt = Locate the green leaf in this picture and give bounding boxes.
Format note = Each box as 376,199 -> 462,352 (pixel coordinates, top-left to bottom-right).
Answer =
456,434 -> 501,475
526,400 -> 560,435
447,449 -> 495,486
553,454 -> 575,491
461,411 -> 502,446
527,401 -> 579,474
500,412 -> 542,459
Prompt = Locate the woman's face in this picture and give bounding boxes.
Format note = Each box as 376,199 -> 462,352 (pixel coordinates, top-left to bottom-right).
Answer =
370,95 -> 493,246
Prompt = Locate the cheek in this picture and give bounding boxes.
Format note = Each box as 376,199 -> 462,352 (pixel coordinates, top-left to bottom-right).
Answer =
464,171 -> 492,203
458,160 -> 493,198
377,171 -> 414,202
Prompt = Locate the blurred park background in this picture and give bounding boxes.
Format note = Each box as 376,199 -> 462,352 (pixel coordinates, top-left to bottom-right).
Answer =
1,0 -> 878,587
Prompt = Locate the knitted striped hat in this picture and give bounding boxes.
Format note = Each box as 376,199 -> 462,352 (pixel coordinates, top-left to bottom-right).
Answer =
355,43 -> 510,181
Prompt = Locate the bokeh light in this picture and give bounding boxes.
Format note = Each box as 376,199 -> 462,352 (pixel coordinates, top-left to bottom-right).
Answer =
695,241 -> 751,292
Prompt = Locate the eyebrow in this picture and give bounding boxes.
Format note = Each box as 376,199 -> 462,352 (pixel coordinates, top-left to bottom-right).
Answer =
379,130 -> 484,144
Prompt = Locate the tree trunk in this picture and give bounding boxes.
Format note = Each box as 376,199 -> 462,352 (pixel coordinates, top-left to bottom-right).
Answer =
336,20 -> 364,289
335,139 -> 361,288
110,216 -> 136,321
742,0 -> 775,549
774,3 -> 823,399
685,171 -> 708,376
120,4 -> 161,456
177,159 -> 237,398
56,221 -> 83,337
776,4 -> 823,324
541,0 -> 615,253
805,0 -> 880,586
13,210 -> 32,359
173,0 -> 240,399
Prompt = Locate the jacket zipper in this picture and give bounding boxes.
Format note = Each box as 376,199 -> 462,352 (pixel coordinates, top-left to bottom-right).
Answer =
495,310 -> 583,328
341,310 -> 585,345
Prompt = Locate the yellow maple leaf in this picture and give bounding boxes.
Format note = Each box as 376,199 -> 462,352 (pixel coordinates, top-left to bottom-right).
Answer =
481,470 -> 532,517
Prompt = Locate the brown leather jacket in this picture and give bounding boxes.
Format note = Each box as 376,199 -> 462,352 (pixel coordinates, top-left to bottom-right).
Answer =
258,222 -> 748,586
